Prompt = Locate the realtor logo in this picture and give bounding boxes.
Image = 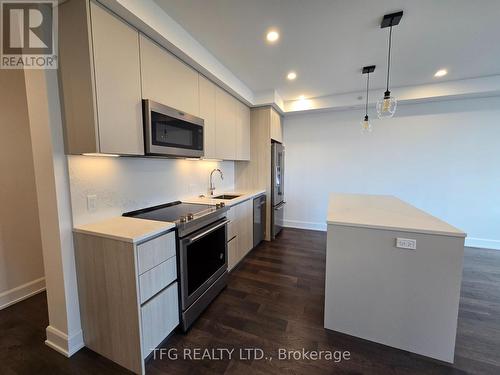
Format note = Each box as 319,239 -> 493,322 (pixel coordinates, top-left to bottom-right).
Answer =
1,0 -> 57,69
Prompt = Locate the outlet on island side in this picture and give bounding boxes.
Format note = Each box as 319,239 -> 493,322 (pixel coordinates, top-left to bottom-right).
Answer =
396,237 -> 417,250
87,194 -> 97,212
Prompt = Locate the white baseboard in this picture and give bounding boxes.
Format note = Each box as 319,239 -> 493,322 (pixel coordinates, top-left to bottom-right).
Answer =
0,277 -> 46,310
465,237 -> 500,250
283,221 -> 500,251
45,325 -> 84,357
283,219 -> 327,232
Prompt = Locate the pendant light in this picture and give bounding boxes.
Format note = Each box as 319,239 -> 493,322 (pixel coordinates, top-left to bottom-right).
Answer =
361,65 -> 375,133
377,11 -> 403,119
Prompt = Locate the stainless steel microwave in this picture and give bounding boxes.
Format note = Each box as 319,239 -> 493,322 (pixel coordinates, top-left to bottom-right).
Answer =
143,99 -> 204,158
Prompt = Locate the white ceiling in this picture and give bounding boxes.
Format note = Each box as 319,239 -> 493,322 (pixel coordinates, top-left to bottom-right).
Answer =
154,0 -> 500,102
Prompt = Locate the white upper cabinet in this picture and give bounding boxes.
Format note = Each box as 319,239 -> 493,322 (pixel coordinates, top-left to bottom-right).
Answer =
59,0 -> 143,155
194,75 -> 251,161
270,108 -> 283,143
59,1 -> 250,160
235,101 -> 250,160
215,87 -> 237,160
140,35 -> 199,116
213,86 -> 250,161
199,75 -> 217,159
90,2 -> 143,155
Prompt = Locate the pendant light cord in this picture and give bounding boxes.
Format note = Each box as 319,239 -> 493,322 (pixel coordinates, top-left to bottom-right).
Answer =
365,72 -> 370,116
386,26 -> 392,93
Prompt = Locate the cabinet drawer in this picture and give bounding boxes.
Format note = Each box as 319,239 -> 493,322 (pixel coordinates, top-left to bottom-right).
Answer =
139,256 -> 177,304
137,231 -> 175,275
141,282 -> 179,359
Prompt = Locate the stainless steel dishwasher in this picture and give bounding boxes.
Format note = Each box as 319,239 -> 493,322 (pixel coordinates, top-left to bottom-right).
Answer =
253,195 -> 266,247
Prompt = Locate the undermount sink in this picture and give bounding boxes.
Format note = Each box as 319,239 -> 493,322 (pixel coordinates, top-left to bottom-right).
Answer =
213,194 -> 241,200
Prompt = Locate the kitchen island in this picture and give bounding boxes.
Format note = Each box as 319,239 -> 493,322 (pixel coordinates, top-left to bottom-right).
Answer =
324,193 -> 466,363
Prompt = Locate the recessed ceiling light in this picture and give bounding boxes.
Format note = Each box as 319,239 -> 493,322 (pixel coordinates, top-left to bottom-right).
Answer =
287,71 -> 297,80
266,30 -> 279,43
434,69 -> 448,77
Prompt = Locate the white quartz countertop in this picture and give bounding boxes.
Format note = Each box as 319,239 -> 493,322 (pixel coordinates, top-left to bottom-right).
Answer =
73,191 -> 265,243
327,193 -> 466,238
182,190 -> 266,207
73,216 -> 175,243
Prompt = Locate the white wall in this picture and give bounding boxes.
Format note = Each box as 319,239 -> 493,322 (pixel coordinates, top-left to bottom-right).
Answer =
68,156 -> 235,226
24,69 -> 83,356
0,69 -> 45,310
283,96 -> 500,250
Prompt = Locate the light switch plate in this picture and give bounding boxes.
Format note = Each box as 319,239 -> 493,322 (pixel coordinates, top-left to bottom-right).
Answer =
396,238 -> 416,250
87,195 -> 97,212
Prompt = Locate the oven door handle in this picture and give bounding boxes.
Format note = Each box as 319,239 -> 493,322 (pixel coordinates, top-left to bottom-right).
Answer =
186,219 -> 230,244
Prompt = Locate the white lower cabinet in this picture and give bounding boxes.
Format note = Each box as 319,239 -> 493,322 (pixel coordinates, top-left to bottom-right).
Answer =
235,199 -> 253,259
74,230 -> 179,375
141,282 -> 179,359
228,237 -> 238,270
226,206 -> 236,240
227,199 -> 254,271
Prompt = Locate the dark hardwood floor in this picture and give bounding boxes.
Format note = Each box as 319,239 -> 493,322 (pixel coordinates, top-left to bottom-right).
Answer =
1,228 -> 499,374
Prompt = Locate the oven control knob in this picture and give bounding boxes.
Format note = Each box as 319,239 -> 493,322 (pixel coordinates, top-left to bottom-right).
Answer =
180,216 -> 186,223
187,213 -> 194,220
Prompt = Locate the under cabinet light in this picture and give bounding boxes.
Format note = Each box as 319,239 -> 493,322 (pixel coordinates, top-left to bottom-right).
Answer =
202,158 -> 223,162
82,153 -> 120,157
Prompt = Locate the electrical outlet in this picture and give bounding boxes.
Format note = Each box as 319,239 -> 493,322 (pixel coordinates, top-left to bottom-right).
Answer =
87,194 -> 97,212
396,238 -> 416,250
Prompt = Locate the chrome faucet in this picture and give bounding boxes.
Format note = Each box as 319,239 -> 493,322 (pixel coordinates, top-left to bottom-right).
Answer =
209,168 -> 223,196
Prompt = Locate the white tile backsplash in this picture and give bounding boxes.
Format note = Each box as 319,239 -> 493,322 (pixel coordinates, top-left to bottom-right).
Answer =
68,155 -> 235,226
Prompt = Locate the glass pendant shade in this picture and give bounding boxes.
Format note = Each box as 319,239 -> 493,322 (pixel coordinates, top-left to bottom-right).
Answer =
361,115 -> 373,133
377,91 -> 397,118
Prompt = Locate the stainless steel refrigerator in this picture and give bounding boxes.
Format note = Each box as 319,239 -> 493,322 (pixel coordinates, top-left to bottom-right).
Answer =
271,142 -> 285,239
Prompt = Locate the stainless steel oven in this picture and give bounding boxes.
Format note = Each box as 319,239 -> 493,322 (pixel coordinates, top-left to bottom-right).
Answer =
143,99 -> 204,158
178,217 -> 229,330
123,201 -> 229,331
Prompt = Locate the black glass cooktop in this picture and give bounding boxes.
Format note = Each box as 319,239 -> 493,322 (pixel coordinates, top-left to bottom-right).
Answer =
123,201 -> 213,222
